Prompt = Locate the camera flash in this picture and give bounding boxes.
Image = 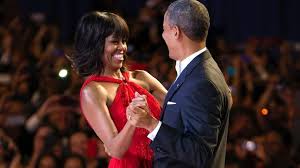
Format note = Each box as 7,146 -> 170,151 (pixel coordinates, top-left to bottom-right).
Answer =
58,69 -> 68,78
260,108 -> 269,116
245,140 -> 256,151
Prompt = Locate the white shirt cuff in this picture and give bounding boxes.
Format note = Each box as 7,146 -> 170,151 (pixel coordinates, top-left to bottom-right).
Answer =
147,121 -> 162,141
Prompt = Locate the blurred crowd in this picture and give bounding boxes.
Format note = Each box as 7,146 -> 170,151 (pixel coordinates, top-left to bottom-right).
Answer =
1,0 -> 300,168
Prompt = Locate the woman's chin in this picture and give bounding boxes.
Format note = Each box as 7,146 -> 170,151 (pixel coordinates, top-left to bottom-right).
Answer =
113,63 -> 123,69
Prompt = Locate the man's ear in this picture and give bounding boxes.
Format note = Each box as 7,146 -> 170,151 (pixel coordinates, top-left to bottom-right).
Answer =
173,25 -> 180,39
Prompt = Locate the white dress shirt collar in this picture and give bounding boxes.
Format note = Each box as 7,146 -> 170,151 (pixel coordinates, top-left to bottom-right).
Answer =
175,47 -> 207,78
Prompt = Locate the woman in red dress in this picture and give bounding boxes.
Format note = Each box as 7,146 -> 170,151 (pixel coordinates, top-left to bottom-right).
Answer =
68,11 -> 167,168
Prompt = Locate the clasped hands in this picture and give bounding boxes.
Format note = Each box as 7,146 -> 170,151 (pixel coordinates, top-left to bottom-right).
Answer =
126,92 -> 159,132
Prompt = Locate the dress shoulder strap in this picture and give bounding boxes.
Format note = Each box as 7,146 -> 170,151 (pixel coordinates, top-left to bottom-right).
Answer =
81,71 -> 130,89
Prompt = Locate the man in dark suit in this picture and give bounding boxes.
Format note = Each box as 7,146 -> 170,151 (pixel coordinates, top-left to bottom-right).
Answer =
126,0 -> 232,167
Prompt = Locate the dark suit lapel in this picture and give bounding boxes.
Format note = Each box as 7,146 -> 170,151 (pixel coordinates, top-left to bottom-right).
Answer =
160,50 -> 212,120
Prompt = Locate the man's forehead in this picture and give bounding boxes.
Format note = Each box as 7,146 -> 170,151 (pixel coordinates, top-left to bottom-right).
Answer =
163,12 -> 169,21
163,16 -> 170,26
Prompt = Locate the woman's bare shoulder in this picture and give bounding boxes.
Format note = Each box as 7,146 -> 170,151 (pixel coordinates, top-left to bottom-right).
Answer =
129,70 -> 151,80
81,81 -> 108,100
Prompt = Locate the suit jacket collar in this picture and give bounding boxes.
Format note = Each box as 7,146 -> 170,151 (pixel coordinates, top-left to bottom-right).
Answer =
160,50 -> 212,120
175,47 -> 207,77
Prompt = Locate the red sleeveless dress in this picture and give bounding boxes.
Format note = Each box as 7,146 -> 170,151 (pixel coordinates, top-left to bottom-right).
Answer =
80,71 -> 161,168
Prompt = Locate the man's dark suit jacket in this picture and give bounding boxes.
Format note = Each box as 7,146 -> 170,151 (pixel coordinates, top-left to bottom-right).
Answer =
150,50 -> 232,168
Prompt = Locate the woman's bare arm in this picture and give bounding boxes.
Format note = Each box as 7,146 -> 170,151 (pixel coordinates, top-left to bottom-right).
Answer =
81,82 -> 135,159
134,70 -> 167,107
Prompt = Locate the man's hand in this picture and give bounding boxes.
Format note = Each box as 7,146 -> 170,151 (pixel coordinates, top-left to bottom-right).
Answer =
126,92 -> 159,132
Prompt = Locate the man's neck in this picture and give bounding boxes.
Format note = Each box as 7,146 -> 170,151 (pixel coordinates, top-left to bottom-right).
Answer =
178,41 -> 206,61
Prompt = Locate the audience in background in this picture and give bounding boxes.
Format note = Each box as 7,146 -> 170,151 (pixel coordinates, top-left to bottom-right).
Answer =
0,0 -> 300,167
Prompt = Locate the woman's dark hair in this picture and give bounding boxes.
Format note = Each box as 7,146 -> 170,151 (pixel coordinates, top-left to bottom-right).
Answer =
69,11 -> 129,77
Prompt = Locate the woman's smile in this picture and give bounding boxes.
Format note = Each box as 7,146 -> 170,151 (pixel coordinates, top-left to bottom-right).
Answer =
112,53 -> 124,61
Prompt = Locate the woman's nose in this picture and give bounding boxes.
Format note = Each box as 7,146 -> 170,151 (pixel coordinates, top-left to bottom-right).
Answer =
117,42 -> 127,51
